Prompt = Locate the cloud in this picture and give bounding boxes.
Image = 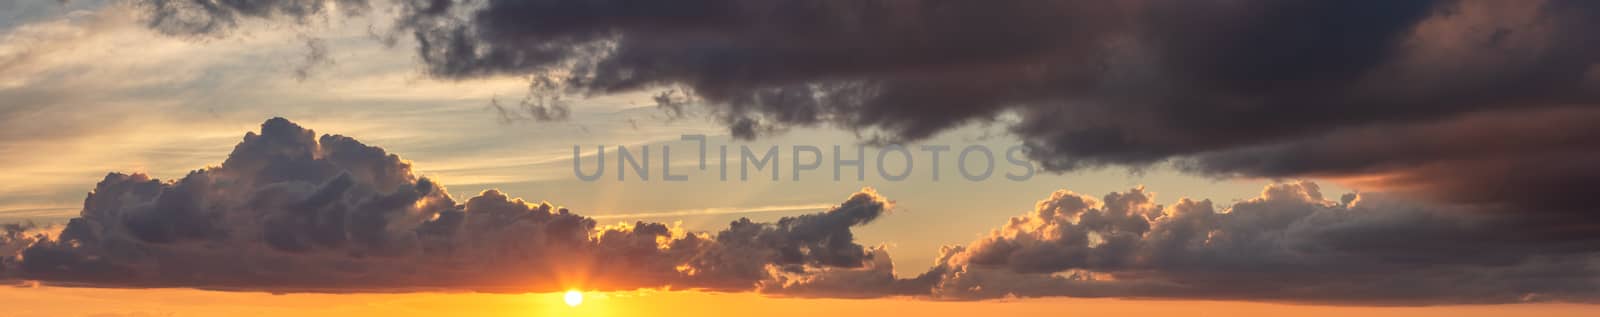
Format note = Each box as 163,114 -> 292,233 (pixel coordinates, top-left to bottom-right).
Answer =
0,118 -> 892,293
1179,107 -> 1600,226
119,0 -> 1600,232
7,1 -> 1600,304
292,36 -> 335,81
587,203 -> 832,220
801,182 -> 1599,304
135,0 -> 369,36
0,119 -> 1595,304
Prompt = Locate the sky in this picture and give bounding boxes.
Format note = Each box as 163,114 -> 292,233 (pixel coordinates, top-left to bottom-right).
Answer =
1,0 -> 1598,316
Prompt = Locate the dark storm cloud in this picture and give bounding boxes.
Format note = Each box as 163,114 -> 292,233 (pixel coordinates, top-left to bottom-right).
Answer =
118,0 -> 1600,227
400,0 -> 1125,138
1181,107 -> 1600,220
0,118 -> 891,293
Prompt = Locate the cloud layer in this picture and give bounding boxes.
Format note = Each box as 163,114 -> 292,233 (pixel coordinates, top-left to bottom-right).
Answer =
121,0 -> 1600,233
2,119 -> 1596,304
4,0 -> 1598,305
910,183 -> 1599,304
1,118 -> 891,293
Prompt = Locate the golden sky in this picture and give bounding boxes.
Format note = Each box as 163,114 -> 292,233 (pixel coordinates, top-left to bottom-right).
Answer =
6,286 -> 1599,317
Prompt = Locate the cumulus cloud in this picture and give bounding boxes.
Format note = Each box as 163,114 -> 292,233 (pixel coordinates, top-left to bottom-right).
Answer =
738,181 -> 1600,304
865,182 -> 1600,304
0,118 -> 892,293
116,0 -> 1600,231
0,119 -> 1595,304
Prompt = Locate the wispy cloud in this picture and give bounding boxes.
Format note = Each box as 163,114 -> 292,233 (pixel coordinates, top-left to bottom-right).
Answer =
0,205 -> 76,220
589,203 -> 834,220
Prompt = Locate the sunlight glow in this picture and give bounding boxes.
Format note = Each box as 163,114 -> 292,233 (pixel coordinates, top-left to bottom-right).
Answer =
564,290 -> 584,307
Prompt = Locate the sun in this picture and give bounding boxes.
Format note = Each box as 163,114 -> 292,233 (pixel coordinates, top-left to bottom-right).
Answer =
563,290 -> 584,307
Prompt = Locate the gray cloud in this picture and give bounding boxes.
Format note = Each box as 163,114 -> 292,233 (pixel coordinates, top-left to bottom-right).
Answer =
130,0 -> 1600,231
292,36 -> 334,81
798,182 -> 1599,304
0,118 -> 891,293
1,119 -> 1596,305
0,0 -> 111,29
135,0 -> 369,36
10,0 -> 1600,304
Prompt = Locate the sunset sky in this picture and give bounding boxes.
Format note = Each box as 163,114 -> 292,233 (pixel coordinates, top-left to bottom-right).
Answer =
2,0 -> 1599,316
